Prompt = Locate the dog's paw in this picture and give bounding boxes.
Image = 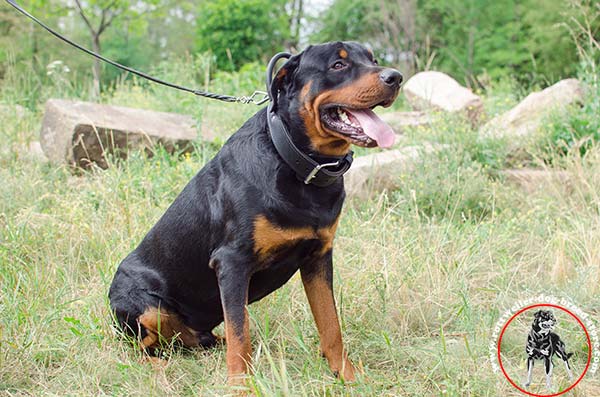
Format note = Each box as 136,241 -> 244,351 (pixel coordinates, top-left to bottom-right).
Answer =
523,381 -> 531,388
332,361 -> 357,383
227,373 -> 252,396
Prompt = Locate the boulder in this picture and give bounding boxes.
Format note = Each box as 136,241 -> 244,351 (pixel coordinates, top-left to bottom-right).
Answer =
480,79 -> 584,140
403,71 -> 483,123
345,143 -> 442,198
40,99 -> 198,168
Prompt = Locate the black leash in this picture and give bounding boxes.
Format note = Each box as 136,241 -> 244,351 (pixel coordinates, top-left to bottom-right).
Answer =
8,0 -> 354,186
5,0 -> 269,105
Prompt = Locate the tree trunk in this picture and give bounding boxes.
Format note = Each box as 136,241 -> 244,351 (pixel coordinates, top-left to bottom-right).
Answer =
293,0 -> 303,49
91,34 -> 102,98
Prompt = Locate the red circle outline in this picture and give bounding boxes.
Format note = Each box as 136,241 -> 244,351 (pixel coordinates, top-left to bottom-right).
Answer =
496,303 -> 592,396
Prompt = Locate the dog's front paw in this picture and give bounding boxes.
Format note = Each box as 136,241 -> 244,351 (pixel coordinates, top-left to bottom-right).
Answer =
227,373 -> 252,396
227,373 -> 250,386
333,360 -> 357,383
523,381 -> 531,388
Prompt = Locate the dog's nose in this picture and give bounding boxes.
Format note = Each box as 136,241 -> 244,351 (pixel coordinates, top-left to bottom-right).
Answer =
380,68 -> 403,87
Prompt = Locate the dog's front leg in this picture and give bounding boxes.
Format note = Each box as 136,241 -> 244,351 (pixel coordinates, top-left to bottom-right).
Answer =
544,358 -> 554,390
300,251 -> 356,382
524,357 -> 534,387
214,251 -> 252,387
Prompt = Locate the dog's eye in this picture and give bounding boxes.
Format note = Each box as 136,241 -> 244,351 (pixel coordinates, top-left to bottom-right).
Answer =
331,61 -> 347,71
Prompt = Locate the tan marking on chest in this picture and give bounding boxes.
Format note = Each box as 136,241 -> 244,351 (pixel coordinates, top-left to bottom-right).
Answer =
253,215 -> 339,259
319,216 -> 340,254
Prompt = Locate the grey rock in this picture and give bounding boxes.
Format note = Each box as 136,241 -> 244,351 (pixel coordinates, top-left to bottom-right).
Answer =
40,99 -> 198,168
403,71 -> 483,123
480,79 -> 584,140
501,168 -> 571,193
345,143 -> 443,198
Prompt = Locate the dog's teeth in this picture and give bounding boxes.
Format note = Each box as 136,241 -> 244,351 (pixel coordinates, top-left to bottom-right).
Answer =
334,108 -> 358,128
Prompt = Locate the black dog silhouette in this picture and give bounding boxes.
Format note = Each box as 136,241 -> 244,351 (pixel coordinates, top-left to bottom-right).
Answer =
524,309 -> 574,390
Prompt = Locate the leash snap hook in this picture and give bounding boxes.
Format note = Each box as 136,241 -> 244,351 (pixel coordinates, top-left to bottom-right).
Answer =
238,90 -> 270,105
304,161 -> 341,185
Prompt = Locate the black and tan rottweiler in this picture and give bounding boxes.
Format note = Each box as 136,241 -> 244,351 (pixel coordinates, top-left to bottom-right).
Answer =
109,41 -> 402,386
524,309 -> 574,389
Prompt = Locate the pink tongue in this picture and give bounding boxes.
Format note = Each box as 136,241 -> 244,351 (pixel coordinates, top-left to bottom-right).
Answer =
345,109 -> 396,148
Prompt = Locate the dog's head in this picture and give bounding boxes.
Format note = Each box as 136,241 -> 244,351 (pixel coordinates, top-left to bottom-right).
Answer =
271,41 -> 402,156
532,310 -> 556,335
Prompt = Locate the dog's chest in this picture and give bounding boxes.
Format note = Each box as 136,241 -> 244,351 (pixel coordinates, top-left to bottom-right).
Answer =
252,215 -> 338,264
246,217 -> 337,304
528,331 -> 552,357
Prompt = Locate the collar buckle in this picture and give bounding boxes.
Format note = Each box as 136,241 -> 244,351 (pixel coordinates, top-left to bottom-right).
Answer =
304,160 -> 341,185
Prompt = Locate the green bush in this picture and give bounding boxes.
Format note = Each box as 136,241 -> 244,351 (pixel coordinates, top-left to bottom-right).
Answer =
195,0 -> 290,71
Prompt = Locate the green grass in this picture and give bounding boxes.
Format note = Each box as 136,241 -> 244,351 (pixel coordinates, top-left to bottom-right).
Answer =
2,59 -> 600,396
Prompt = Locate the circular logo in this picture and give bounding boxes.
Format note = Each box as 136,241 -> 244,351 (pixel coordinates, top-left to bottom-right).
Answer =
489,297 -> 599,396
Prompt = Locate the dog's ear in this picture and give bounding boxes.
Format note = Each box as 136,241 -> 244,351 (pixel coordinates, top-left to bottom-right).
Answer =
269,52 -> 302,109
534,310 -> 543,319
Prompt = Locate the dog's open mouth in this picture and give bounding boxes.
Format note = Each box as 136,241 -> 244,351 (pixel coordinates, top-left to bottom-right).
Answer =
320,105 -> 396,148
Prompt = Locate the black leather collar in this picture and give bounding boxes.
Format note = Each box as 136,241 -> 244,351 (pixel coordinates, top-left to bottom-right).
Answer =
265,52 -> 353,187
267,103 -> 353,187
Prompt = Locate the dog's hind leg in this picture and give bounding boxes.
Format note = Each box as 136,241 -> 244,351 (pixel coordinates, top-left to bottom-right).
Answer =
556,342 -> 574,380
544,358 -> 554,390
212,247 -> 252,387
563,359 -> 574,381
138,307 -> 200,351
524,357 -> 534,387
559,351 -> 574,381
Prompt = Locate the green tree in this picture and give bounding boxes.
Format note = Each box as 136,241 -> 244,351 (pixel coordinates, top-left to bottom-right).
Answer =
416,0 -> 579,86
520,0 -> 581,83
1,0 -> 68,75
195,0 -> 291,71
72,0 -> 164,97
313,0 -> 584,87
